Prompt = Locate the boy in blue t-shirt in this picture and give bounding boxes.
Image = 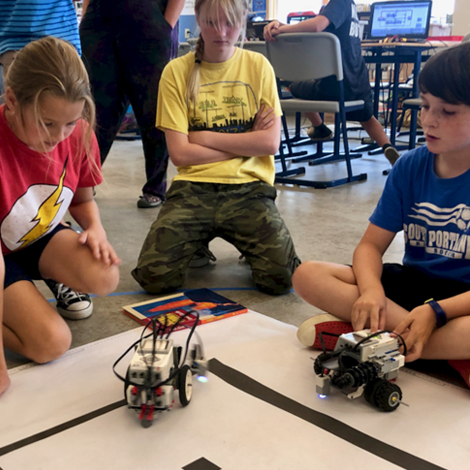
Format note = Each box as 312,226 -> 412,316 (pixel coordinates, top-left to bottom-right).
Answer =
292,42 -> 470,389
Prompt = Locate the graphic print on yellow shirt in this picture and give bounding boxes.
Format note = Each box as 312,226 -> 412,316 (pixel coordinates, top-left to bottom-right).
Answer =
190,81 -> 258,133
157,49 -> 282,185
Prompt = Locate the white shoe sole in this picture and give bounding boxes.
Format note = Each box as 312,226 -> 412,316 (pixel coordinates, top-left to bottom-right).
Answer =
297,313 -> 352,349
57,302 -> 93,320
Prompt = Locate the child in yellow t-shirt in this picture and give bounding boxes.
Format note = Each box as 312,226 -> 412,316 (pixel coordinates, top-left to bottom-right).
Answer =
133,0 -> 300,295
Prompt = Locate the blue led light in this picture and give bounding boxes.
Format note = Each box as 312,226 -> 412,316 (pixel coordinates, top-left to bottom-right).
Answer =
197,375 -> 209,383
318,394 -> 327,399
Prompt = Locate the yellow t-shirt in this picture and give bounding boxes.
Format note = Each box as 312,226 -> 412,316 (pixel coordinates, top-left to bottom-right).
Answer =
156,48 -> 282,185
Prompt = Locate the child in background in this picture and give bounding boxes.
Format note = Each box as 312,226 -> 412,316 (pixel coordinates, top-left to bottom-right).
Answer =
292,42 -> 470,388
132,0 -> 300,295
264,0 -> 401,166
0,37 -> 120,396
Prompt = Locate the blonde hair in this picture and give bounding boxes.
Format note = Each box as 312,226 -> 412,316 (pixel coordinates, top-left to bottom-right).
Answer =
186,0 -> 248,106
5,36 -> 99,177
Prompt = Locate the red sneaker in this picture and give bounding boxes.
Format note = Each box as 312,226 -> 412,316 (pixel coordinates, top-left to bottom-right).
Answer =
297,313 -> 354,351
448,360 -> 470,388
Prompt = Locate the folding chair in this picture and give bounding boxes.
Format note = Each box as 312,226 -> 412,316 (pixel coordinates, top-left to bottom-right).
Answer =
243,41 -> 267,56
266,33 -> 367,188
402,98 -> 422,150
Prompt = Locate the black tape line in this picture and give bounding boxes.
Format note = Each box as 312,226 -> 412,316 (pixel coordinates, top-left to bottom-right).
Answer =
0,399 -> 127,457
0,359 -> 448,470
182,456 -> 221,470
208,359 -> 446,470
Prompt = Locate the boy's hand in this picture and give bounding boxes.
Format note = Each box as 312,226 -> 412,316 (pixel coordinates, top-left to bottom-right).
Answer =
0,368 -> 11,397
252,105 -> 275,131
394,305 -> 436,362
78,226 -> 121,267
263,20 -> 285,41
351,289 -> 387,332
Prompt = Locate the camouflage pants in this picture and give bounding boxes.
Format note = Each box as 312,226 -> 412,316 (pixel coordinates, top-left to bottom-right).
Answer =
132,181 -> 300,295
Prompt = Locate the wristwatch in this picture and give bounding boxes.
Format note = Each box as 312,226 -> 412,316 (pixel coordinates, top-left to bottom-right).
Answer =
424,299 -> 447,328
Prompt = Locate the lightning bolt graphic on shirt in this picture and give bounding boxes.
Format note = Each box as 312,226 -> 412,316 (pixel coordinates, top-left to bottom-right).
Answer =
18,163 -> 67,249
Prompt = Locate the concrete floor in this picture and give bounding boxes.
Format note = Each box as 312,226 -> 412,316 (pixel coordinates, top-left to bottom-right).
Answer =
6,120 -> 407,368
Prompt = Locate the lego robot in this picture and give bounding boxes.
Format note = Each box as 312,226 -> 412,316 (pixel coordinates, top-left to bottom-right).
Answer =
124,338 -> 208,427
314,329 -> 406,412
114,312 -> 209,427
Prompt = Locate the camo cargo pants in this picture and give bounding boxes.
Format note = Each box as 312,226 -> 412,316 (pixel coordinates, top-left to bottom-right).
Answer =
132,180 -> 301,295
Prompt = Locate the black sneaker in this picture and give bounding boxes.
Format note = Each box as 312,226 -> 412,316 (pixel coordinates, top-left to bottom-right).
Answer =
45,280 -> 93,320
307,125 -> 333,142
188,246 -> 216,268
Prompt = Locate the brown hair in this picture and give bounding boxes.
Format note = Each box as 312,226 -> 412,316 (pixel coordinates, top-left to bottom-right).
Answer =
186,0 -> 248,106
5,36 -> 99,178
418,42 -> 470,106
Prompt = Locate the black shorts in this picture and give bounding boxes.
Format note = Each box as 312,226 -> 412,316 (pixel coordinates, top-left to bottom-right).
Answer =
381,263 -> 470,312
4,225 -> 72,289
289,77 -> 374,123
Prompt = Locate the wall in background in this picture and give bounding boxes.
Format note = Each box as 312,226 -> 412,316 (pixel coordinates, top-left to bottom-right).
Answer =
178,0 -> 267,44
453,0 -> 470,35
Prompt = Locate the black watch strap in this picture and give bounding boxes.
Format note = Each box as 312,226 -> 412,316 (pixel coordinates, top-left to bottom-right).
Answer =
424,299 -> 447,328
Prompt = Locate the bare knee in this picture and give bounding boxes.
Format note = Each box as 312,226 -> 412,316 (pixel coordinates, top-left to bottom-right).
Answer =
25,322 -> 72,364
84,265 -> 120,297
292,260 -> 331,301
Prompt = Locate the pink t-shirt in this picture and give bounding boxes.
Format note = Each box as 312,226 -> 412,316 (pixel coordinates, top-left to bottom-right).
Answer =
0,104 -> 102,254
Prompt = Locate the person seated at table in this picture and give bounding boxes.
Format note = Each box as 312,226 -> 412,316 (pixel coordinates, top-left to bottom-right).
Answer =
264,0 -> 400,166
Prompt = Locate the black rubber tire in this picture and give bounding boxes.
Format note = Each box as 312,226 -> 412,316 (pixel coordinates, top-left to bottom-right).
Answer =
375,381 -> 402,412
364,378 -> 386,405
314,353 -> 330,375
178,365 -> 193,407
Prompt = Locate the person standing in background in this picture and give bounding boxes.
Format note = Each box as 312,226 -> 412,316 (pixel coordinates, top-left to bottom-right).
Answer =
80,0 -> 184,208
0,0 -> 81,87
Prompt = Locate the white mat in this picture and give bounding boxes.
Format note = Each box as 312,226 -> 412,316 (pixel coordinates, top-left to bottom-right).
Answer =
1,311 -> 468,470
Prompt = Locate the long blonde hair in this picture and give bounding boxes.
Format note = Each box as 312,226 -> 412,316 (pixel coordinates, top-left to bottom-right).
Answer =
4,36 -> 98,177
186,0 -> 248,107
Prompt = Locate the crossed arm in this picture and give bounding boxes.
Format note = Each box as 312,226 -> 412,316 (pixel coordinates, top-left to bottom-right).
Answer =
165,105 -> 281,167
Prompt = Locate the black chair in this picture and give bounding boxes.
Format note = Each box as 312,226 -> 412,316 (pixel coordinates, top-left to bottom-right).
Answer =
402,98 -> 422,150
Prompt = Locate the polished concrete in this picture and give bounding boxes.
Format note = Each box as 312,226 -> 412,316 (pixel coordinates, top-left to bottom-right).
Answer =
6,120 -> 408,368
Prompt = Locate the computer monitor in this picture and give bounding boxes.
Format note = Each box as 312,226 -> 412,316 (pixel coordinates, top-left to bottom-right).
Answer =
369,1 -> 432,40
246,20 -> 270,41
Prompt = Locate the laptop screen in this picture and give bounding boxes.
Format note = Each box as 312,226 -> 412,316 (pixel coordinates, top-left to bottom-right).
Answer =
369,1 -> 433,40
246,20 -> 270,41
